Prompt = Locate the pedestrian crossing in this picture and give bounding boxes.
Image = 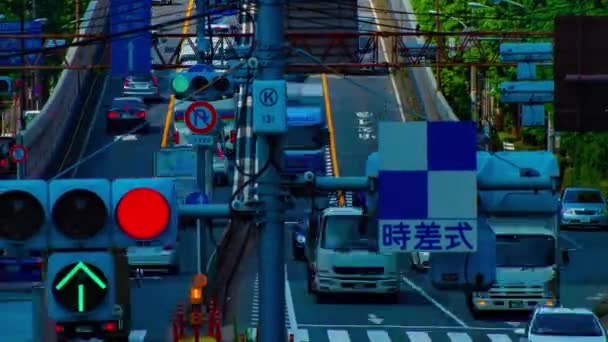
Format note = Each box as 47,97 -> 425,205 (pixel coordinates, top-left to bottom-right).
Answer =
246,328 -> 520,342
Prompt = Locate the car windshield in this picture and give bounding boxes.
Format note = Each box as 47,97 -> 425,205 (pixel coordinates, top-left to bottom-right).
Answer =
496,235 -> 555,267
128,75 -> 151,82
563,190 -> 604,204
321,215 -> 378,251
531,313 -> 603,336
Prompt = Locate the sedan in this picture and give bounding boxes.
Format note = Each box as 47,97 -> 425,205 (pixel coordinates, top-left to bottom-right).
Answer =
560,187 -> 608,229
127,239 -> 179,275
122,73 -> 160,101
517,306 -> 606,342
106,97 -> 149,134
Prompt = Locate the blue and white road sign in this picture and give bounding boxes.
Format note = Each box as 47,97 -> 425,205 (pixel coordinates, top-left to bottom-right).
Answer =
378,122 -> 478,253
110,0 -> 152,76
185,192 -> 209,205
0,20 -> 44,66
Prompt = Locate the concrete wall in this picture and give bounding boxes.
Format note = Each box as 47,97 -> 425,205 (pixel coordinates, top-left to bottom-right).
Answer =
21,0 -> 109,178
386,0 -> 459,121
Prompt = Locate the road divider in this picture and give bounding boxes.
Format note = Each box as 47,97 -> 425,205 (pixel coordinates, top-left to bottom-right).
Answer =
21,0 -> 109,178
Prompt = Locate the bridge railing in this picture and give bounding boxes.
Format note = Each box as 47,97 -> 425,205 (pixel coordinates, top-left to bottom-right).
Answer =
21,0 -> 109,178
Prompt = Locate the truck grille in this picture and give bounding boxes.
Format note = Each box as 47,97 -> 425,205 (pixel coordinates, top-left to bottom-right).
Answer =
333,267 -> 384,275
488,285 -> 545,299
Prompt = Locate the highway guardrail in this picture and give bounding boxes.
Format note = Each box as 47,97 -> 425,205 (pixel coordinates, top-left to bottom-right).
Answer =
21,0 -> 109,178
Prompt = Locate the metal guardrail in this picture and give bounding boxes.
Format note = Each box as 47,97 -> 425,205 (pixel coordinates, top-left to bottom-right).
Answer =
503,142 -> 516,151
21,0 -> 109,178
386,0 -> 459,122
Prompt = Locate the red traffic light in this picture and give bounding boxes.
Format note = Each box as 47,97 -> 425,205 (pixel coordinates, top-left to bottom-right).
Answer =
115,188 -> 170,240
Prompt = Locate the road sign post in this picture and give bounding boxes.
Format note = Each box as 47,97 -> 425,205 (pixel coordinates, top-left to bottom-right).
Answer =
109,0 -> 152,76
186,192 -> 209,274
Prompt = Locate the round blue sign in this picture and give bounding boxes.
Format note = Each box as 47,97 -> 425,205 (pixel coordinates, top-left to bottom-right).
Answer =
185,192 -> 209,205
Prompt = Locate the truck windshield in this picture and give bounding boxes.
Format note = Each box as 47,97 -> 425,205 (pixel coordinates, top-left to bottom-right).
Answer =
496,235 -> 555,268
321,215 -> 378,251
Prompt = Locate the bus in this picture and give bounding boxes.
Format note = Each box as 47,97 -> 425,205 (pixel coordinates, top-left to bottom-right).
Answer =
283,106 -> 328,175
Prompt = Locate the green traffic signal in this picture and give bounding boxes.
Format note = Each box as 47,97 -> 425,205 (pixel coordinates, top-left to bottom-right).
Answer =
171,74 -> 190,93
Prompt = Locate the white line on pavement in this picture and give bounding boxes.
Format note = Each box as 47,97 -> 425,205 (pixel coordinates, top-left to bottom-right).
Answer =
297,324 -> 516,331
401,275 -> 469,328
128,329 -> 147,341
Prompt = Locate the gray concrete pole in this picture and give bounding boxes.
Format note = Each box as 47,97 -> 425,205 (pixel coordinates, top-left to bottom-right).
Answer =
253,0 -> 286,341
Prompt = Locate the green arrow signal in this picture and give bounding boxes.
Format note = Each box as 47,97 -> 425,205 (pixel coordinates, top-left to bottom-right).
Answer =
55,262 -> 107,290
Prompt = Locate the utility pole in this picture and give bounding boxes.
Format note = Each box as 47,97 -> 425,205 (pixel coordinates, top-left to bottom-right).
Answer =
434,0 -> 442,88
19,0 -> 26,131
253,0 -> 287,340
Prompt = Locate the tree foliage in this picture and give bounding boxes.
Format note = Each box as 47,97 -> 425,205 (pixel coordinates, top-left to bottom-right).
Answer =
0,0 -> 90,32
410,0 -> 608,187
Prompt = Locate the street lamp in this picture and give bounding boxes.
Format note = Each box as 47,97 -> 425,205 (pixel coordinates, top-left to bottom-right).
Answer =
428,10 -> 468,29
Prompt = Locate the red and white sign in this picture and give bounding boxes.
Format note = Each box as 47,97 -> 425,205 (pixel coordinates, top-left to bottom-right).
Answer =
9,144 -> 28,163
185,101 -> 218,135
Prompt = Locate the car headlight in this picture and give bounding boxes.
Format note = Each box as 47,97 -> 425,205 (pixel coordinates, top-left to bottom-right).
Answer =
561,209 -> 575,215
296,235 -> 306,244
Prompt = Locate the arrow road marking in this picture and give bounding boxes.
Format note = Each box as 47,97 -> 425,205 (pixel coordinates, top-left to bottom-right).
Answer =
128,40 -> 135,72
55,262 -> 107,290
368,313 -> 384,325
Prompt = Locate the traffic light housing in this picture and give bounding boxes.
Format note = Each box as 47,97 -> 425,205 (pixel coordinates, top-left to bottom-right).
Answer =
0,76 -> 12,96
112,178 -> 178,247
48,179 -> 112,249
0,180 -> 49,249
170,70 -> 235,101
46,251 -> 115,322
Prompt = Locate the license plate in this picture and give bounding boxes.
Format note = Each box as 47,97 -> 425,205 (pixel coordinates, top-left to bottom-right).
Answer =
354,283 -> 367,289
76,326 -> 93,333
509,301 -> 524,308
580,217 -> 591,223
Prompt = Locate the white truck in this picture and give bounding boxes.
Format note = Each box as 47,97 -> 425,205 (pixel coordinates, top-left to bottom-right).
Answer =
304,152 -> 400,302
305,207 -> 400,303
468,151 -> 571,317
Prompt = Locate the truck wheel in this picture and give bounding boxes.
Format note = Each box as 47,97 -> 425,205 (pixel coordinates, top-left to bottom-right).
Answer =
466,292 -> 482,319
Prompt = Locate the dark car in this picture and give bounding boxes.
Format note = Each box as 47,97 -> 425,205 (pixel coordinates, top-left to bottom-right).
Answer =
288,221 -> 308,261
0,136 -> 17,176
0,249 -> 43,282
106,97 -> 149,134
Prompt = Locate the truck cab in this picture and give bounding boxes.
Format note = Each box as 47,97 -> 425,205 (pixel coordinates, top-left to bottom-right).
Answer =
305,207 -> 400,302
469,151 -> 570,317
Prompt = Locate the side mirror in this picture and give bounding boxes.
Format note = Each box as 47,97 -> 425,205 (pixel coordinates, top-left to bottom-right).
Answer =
561,249 -> 570,265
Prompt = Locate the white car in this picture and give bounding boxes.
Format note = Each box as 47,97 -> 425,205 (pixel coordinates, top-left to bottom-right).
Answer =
517,306 -> 606,342
127,240 -> 179,274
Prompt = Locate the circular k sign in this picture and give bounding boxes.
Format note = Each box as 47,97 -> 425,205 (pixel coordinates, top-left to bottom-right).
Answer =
259,88 -> 278,106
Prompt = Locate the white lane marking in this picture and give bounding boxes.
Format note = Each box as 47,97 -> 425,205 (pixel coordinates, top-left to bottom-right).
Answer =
367,0 -> 406,122
447,332 -> 473,342
487,334 -> 514,342
505,322 -> 520,327
327,329 -> 351,342
406,331 -> 431,342
297,329 -> 310,342
298,324 -> 515,331
73,75 -> 110,176
367,330 -> 391,342
285,264 -> 302,340
128,330 -> 147,341
401,275 -> 469,328
128,276 -> 162,280
114,134 -> 138,141
560,232 -> 583,249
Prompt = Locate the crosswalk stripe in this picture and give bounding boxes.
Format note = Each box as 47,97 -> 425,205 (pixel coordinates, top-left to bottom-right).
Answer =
328,329 -> 351,342
367,330 -> 391,342
447,332 -> 472,342
487,334 -> 513,342
296,328 -> 310,342
406,331 -> 431,342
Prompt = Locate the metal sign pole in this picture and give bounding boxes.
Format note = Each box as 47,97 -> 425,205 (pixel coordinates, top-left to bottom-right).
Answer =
195,145 -> 207,275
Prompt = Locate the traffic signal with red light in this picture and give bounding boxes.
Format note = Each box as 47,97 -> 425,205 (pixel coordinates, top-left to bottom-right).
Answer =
111,178 -> 178,247
48,179 -> 112,249
0,180 -> 49,249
